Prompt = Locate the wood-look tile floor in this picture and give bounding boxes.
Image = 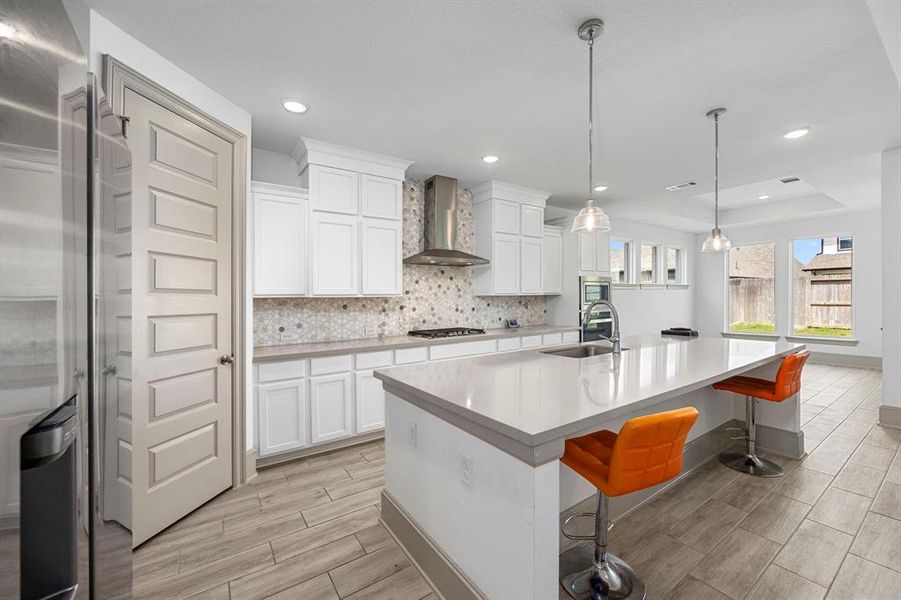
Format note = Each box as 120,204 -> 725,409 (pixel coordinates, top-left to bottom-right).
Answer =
135,364 -> 900,600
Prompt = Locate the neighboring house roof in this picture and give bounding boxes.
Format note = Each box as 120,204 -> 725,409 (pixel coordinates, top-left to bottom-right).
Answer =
728,244 -> 774,279
802,251 -> 852,271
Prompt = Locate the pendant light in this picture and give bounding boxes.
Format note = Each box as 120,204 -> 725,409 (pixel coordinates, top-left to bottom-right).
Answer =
571,18 -> 611,234
701,107 -> 731,252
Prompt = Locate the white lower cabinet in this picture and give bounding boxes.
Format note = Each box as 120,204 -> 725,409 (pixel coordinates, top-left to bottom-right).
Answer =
258,380 -> 308,457
310,372 -> 354,443
355,370 -> 386,433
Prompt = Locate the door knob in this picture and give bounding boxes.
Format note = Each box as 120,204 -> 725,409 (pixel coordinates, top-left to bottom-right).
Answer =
218,355 -> 235,366
101,365 -> 117,376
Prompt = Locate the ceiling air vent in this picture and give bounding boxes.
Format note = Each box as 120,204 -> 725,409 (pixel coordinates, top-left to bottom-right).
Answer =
664,181 -> 697,192
779,176 -> 801,184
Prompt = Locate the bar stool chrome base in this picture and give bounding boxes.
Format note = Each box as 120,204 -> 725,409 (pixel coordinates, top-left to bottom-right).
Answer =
719,452 -> 783,477
560,544 -> 645,600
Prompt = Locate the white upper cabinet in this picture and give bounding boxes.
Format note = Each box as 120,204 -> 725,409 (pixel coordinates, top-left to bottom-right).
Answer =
471,181 -> 552,296
294,138 -> 412,297
361,218 -> 402,295
252,182 -> 308,296
543,225 -> 563,295
578,228 -> 611,276
311,212 -> 359,296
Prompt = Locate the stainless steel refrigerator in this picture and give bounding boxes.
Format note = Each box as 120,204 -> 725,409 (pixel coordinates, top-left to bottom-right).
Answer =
0,1 -> 133,597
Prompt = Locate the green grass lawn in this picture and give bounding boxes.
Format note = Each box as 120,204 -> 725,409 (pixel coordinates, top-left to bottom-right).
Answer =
792,326 -> 852,338
729,322 -> 776,334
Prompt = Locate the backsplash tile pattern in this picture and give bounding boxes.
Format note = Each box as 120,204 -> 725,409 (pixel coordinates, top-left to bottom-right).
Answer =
253,179 -> 546,346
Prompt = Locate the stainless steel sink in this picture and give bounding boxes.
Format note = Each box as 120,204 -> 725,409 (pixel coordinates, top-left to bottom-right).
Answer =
540,344 -> 628,358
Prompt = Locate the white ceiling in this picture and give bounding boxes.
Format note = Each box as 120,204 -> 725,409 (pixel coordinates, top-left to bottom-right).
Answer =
77,0 -> 901,232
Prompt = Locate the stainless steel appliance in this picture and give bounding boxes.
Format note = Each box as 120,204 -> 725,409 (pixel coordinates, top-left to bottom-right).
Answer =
579,276 -> 613,342
408,327 -> 486,339
0,2 -> 133,597
403,175 -> 489,267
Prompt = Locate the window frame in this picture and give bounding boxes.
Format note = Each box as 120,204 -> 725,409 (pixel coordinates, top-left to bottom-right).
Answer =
837,236 -> 853,252
639,241 -> 663,288
723,240 -> 778,337
610,237 -> 636,286
665,245 -> 687,286
788,234 -> 856,341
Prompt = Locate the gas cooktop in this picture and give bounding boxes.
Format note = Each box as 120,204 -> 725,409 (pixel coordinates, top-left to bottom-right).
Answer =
408,327 -> 486,339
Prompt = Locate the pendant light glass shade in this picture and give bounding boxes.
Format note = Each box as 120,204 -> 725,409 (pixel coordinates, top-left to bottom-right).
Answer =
701,227 -> 732,252
571,199 -> 611,233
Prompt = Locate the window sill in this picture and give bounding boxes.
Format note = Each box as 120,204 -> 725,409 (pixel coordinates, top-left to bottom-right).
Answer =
639,283 -> 666,290
721,331 -> 780,340
785,335 -> 859,346
612,283 -> 638,289
666,284 -> 689,290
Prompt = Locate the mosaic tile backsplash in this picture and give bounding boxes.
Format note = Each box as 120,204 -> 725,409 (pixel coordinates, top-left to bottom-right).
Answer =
254,179 -> 547,346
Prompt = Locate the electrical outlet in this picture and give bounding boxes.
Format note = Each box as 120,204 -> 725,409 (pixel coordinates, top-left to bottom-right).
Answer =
408,422 -> 417,448
459,454 -> 473,490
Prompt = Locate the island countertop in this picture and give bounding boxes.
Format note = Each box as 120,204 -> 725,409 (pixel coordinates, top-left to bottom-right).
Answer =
374,334 -> 804,465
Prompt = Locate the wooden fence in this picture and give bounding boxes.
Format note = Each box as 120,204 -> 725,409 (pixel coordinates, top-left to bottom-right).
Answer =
728,278 -> 774,326
729,274 -> 852,329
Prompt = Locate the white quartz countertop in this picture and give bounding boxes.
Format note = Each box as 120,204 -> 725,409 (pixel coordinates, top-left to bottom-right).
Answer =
253,325 -> 579,362
374,335 -> 804,457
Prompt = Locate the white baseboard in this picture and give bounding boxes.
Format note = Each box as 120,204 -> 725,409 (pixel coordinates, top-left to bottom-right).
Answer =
244,449 -> 257,482
808,352 -> 882,369
879,404 -> 901,430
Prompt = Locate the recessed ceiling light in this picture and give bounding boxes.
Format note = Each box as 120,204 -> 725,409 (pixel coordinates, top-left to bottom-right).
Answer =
282,99 -> 308,114
593,185 -> 608,192
482,155 -> 499,164
0,22 -> 16,39
757,194 -> 771,200
783,128 -> 810,139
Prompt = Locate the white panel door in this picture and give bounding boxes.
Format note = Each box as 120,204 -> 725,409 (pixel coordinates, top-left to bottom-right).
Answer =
355,370 -> 385,433
310,165 -> 358,214
493,232 -> 521,294
520,205 -> 544,237
579,230 -> 598,273
311,212 -> 359,296
521,237 -> 544,294
362,218 -> 402,296
543,232 -> 562,294
361,174 -> 402,219
253,192 -> 306,295
125,89 -> 233,545
310,373 -> 353,443
258,380 -> 308,456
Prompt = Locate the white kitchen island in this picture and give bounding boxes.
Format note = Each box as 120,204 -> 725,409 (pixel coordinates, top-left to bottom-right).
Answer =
373,334 -> 805,600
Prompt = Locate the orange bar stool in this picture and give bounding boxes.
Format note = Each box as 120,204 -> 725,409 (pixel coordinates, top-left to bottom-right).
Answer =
714,349 -> 810,477
559,407 -> 699,600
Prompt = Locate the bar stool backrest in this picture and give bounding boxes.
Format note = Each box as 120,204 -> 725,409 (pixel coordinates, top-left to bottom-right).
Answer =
607,407 -> 699,497
773,349 -> 810,401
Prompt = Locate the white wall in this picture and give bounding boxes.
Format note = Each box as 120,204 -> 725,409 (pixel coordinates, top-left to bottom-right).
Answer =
252,148 -> 301,187
882,148 -> 901,408
694,209 -> 882,360
609,218 -> 696,336
86,10 -> 257,451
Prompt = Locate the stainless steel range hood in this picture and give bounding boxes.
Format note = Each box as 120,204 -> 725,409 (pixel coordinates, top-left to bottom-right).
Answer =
403,175 -> 489,266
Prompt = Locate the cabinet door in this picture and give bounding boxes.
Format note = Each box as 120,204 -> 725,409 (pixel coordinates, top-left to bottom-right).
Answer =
310,165 -> 358,214
253,193 -> 306,296
493,232 -> 521,294
520,237 -> 543,294
595,230 -> 611,275
520,205 -> 544,237
309,373 -> 353,443
311,212 -> 359,296
355,370 -> 385,433
579,230 -> 598,273
361,174 -> 402,220
361,218 -> 402,296
543,232 -> 562,294
257,380 -> 308,456
494,200 -> 520,234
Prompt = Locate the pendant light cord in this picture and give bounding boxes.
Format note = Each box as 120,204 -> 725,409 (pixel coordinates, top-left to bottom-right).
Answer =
714,112 -> 719,229
587,33 -> 595,203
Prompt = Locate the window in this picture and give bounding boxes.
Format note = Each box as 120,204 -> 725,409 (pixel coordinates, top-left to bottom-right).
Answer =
610,239 -> 633,283
792,237 -> 852,338
640,243 -> 659,283
666,247 -> 685,284
727,243 -> 775,334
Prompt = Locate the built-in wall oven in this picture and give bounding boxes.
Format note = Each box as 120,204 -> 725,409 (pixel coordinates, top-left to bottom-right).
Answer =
579,276 -> 613,342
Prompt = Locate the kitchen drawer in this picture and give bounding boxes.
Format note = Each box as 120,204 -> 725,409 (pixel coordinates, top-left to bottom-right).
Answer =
497,337 -> 522,352
258,359 -> 306,383
562,331 -> 580,344
310,354 -> 353,376
430,339 -> 497,361
356,350 -> 393,370
542,333 -> 563,346
395,346 -> 428,365
521,335 -> 542,349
